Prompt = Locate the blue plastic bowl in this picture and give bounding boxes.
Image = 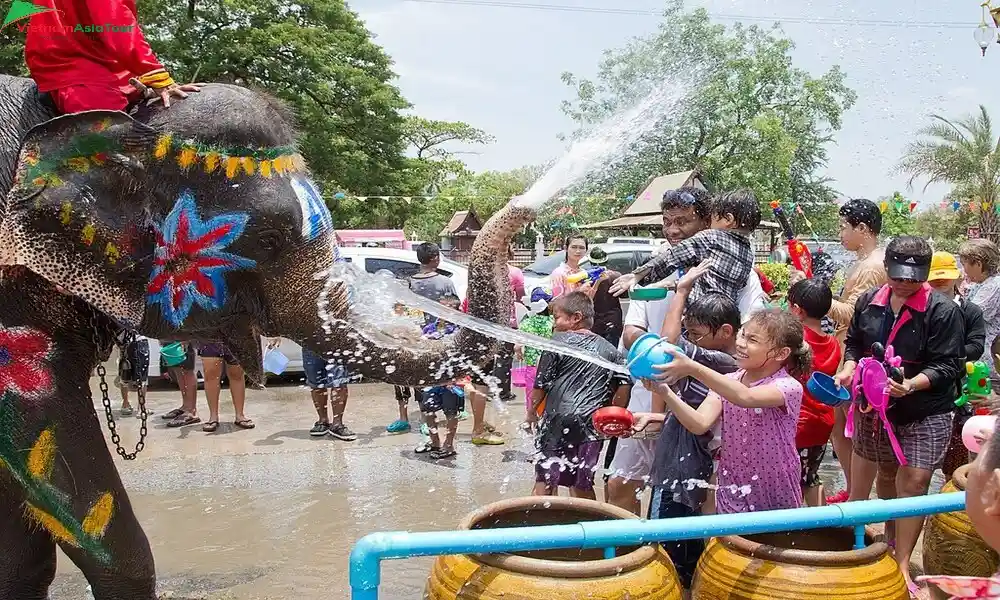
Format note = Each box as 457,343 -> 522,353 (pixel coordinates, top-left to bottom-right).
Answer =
626,332 -> 679,380
807,372 -> 850,406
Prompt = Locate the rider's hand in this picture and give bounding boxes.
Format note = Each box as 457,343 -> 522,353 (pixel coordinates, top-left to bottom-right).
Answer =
676,260 -> 712,294
159,83 -> 201,108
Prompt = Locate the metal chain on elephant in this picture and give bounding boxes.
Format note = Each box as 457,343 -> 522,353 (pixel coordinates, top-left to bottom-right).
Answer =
89,312 -> 148,460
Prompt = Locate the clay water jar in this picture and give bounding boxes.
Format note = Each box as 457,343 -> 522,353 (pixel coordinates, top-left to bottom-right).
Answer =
923,465 -> 999,600
692,526 -> 906,600
425,496 -> 682,600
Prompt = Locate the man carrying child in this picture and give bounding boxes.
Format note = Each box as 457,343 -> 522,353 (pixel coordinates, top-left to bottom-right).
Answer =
610,189 -> 761,302
526,292 -> 631,499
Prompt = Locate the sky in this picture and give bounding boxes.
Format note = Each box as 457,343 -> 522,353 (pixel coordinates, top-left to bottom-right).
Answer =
352,0 -> 999,208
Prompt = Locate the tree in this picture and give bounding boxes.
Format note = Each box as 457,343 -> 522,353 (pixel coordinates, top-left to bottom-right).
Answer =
0,0 -> 413,204
914,206 -> 978,252
397,116 -> 494,196
558,1 -> 855,236
898,105 -> 1000,243
875,192 -> 916,237
405,166 -> 543,241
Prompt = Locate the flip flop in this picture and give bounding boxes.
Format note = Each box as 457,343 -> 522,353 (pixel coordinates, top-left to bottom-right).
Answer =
161,408 -> 184,420
202,421 -> 219,432
234,418 -> 255,430
166,414 -> 201,428
429,448 -> 457,460
415,442 -> 439,454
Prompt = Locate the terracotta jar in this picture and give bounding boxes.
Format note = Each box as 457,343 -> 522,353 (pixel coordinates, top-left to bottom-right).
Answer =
923,465 -> 999,600
692,527 -> 906,600
425,496 -> 682,600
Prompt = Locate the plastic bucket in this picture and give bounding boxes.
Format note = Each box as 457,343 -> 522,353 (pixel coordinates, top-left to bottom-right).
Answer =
626,332 -> 678,380
806,372 -> 850,406
263,349 -> 290,375
512,366 -> 530,388
160,342 -> 187,367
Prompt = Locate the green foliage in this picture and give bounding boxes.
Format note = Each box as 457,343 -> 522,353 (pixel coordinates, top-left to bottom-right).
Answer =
914,206 -> 978,252
876,192 -> 917,238
0,0 -> 495,230
559,1 -> 855,237
404,166 -> 543,241
898,105 -> 1000,243
757,262 -> 789,293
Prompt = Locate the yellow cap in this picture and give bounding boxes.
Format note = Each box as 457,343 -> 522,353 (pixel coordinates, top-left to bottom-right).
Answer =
929,251 -> 961,281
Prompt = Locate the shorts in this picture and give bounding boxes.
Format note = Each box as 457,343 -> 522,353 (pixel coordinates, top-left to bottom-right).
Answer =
649,487 -> 703,589
198,342 -> 238,365
606,437 -> 657,483
50,83 -> 136,114
302,349 -> 352,389
161,341 -> 195,371
535,440 -> 603,491
798,445 -> 826,488
117,338 -> 149,390
852,409 -> 952,471
418,386 -> 465,418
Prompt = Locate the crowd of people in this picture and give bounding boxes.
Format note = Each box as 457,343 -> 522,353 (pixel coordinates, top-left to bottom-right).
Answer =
505,189 -> 999,598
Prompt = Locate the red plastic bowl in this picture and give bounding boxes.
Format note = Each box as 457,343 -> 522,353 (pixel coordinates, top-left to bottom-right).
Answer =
593,406 -> 635,438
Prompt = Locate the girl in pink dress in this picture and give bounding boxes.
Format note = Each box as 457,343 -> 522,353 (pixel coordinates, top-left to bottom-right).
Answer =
645,308 -> 810,514
550,235 -> 589,297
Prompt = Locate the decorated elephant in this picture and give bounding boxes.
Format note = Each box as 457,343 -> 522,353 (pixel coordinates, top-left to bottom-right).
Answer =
0,74 -> 533,599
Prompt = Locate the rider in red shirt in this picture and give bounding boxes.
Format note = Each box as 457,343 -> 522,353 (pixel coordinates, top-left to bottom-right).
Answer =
24,0 -> 199,113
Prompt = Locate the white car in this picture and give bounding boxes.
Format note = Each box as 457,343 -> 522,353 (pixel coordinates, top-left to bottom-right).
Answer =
146,247 -> 469,381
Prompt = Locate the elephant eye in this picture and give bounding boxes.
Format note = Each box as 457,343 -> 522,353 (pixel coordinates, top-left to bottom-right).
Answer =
258,229 -> 285,252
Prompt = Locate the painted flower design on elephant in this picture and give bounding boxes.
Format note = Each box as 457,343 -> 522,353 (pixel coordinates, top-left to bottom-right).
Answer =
0,327 -> 53,397
148,190 -> 256,328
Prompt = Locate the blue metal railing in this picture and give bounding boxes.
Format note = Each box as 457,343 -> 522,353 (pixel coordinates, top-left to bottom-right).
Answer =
349,492 -> 966,599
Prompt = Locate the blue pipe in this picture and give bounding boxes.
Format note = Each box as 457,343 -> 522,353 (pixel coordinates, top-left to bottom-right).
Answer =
349,492 -> 966,599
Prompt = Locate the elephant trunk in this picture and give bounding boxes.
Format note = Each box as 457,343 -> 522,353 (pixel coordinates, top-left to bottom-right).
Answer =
291,202 -> 536,386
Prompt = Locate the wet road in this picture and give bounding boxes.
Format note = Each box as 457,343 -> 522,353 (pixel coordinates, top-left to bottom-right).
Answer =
47,367 -> 937,599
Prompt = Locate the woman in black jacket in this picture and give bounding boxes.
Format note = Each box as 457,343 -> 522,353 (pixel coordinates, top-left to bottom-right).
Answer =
834,236 -> 965,596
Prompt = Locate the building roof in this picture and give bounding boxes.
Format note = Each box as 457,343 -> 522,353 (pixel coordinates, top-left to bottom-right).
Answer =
336,229 -> 406,245
439,210 -> 482,237
623,170 -> 704,216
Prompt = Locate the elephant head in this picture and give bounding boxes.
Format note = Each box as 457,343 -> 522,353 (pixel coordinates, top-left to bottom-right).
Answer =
0,84 -> 534,386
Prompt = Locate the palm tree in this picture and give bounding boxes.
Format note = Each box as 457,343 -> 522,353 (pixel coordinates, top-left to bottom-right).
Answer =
898,105 -> 1000,243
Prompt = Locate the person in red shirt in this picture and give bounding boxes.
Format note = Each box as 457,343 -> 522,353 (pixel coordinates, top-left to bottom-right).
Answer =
787,279 -> 842,507
24,0 -> 199,114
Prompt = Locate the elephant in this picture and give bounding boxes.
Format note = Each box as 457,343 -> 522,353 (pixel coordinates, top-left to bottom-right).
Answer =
0,74 -> 534,599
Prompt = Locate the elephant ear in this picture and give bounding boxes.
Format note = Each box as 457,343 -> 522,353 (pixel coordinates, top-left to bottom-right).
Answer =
0,111 -> 158,328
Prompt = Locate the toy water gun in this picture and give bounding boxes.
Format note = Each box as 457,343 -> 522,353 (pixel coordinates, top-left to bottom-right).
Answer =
566,266 -> 606,286
956,361 -> 993,408
770,200 -> 813,278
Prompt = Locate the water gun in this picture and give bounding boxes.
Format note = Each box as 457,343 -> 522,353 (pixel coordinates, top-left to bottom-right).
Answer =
566,266 -> 606,286
770,200 -> 813,278
956,361 -> 993,408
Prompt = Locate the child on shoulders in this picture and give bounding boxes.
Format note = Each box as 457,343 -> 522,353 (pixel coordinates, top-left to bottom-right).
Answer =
786,279 -> 842,507
643,307 -> 809,514
611,190 -> 761,305
632,262 -> 740,590
526,292 -> 631,499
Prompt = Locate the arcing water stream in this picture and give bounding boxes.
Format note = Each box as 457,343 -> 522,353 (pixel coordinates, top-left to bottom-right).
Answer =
317,74 -> 697,374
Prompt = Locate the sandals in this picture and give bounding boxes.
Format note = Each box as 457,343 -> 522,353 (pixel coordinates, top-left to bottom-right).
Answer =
203,421 -> 219,432
234,418 -> 255,430
162,408 -> 185,420
429,448 -> 457,460
166,413 -> 201,428
414,442 -> 439,454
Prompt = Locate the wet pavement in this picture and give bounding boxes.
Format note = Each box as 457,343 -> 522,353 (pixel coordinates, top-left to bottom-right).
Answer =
47,365 -> 941,599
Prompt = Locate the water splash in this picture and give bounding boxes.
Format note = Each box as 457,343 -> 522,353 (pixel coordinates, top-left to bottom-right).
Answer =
318,262 -> 630,376
515,74 -> 696,211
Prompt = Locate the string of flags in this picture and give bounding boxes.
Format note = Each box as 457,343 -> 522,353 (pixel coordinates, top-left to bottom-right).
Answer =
940,198 -> 1000,214
327,193 -> 839,206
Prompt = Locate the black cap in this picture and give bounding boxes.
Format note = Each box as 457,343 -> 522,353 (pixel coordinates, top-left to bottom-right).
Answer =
885,248 -> 931,281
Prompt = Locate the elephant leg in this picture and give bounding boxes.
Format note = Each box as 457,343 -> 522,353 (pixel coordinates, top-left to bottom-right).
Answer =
40,404 -> 157,600
0,477 -> 57,600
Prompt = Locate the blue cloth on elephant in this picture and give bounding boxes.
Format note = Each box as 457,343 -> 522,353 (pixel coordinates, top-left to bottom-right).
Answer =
421,318 -> 457,340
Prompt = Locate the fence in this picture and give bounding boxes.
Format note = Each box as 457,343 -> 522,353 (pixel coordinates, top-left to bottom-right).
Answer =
348,492 -> 966,599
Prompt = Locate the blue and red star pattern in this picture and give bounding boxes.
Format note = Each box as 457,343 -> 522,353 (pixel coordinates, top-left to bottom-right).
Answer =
147,191 -> 256,328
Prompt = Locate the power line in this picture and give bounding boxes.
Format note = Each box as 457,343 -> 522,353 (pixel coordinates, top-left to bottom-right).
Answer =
402,0 -> 977,30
